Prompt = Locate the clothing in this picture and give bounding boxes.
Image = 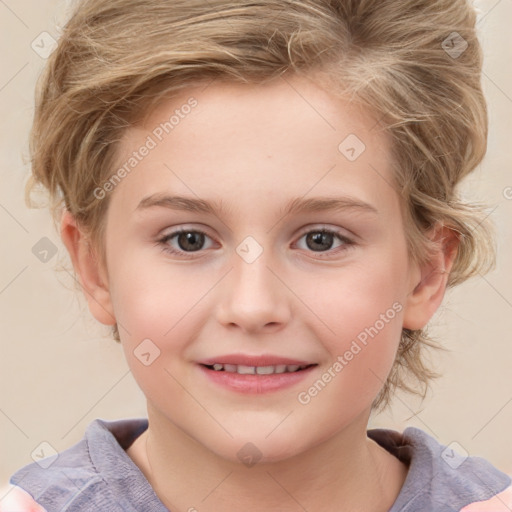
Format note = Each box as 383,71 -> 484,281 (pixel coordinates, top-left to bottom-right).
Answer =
8,418 -> 512,512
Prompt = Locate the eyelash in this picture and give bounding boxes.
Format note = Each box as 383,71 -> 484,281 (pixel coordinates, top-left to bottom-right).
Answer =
155,227 -> 356,260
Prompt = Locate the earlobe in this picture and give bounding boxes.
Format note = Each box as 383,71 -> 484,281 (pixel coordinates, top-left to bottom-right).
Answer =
60,210 -> 116,326
402,225 -> 459,330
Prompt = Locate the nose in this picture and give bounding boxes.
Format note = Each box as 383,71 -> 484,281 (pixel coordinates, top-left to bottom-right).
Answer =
215,249 -> 291,334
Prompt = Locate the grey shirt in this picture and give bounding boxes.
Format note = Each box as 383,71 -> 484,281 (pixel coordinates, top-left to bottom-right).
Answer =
10,418 -> 511,511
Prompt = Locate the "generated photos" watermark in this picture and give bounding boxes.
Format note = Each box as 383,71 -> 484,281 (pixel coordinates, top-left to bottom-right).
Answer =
93,97 -> 198,200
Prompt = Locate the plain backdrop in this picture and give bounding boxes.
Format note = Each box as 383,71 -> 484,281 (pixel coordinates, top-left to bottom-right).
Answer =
1,0 -> 511,490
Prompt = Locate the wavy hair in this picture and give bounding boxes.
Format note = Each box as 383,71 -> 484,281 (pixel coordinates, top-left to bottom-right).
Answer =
26,0 -> 494,411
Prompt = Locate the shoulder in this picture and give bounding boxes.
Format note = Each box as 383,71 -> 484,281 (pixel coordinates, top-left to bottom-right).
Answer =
8,418 -> 149,512
8,425 -> 105,511
0,485 -> 47,512
368,426 -> 512,512
460,484 -> 512,511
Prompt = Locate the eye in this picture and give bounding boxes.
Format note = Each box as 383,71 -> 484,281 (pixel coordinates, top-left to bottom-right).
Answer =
156,226 -> 355,259
157,229 -> 215,258
295,228 -> 355,257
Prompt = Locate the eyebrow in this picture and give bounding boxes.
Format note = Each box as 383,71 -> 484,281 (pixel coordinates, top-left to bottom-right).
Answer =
135,193 -> 378,217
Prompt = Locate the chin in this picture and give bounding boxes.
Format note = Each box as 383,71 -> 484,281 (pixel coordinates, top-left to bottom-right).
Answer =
205,434 -> 303,467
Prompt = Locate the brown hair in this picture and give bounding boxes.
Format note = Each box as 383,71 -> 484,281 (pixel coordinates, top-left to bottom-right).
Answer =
26,0 -> 494,411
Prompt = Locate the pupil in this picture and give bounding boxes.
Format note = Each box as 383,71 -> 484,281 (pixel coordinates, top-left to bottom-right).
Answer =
307,231 -> 333,251
175,231 -> 334,253
179,232 -> 204,251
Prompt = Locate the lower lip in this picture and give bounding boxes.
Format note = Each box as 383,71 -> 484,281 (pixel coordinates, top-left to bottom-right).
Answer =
198,364 -> 316,394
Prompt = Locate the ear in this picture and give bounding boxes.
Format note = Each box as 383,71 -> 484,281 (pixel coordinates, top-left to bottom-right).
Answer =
402,224 -> 459,330
60,210 -> 116,326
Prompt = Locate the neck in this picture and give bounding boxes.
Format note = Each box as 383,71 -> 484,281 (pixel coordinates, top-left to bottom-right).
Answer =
128,405 -> 407,512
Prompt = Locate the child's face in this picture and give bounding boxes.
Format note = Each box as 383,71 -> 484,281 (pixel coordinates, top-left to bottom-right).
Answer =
89,76 -> 424,461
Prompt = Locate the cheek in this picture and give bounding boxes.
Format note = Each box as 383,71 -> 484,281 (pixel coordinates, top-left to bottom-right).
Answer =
107,249 -> 215,340
107,256 -> 204,404
306,255 -> 406,341
107,253 -> 224,393
297,253 -> 407,396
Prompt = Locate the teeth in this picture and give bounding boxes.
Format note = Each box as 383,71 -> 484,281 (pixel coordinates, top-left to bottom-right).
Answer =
237,365 -> 256,375
256,366 -> 275,375
208,364 -> 309,374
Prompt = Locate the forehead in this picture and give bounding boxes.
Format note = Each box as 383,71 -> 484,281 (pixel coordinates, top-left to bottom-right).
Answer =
110,76 -> 398,221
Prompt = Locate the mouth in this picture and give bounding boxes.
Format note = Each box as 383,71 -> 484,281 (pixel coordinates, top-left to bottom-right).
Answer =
201,363 -> 316,375
197,355 -> 318,393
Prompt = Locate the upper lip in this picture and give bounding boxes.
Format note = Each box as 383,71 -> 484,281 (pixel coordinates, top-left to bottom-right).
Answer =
199,354 -> 316,367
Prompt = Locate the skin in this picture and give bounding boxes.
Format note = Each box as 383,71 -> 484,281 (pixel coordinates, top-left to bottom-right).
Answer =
61,74 -> 458,512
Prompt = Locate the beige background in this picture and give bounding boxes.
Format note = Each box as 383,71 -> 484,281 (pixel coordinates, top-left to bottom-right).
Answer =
1,0 -> 511,491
